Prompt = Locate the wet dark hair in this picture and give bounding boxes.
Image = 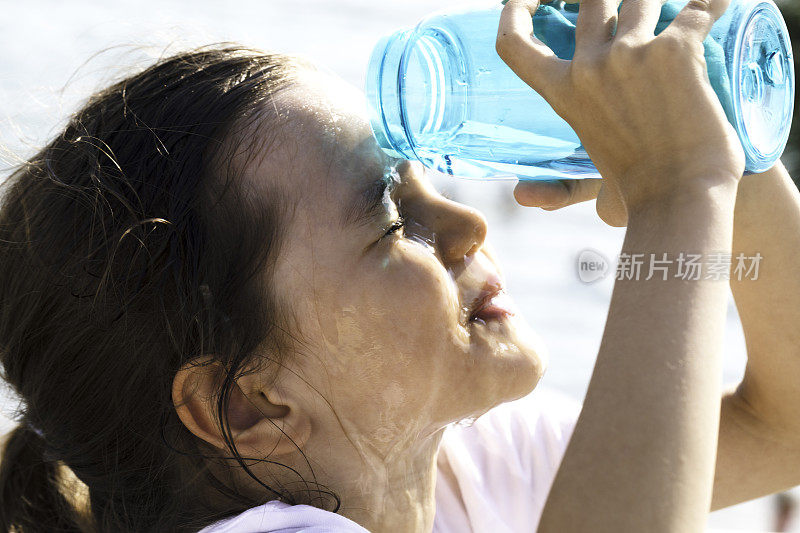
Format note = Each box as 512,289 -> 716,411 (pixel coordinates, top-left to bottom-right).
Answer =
0,45 -> 335,532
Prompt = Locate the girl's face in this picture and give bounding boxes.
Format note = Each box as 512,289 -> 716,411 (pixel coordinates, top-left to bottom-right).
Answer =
248,69 -> 546,454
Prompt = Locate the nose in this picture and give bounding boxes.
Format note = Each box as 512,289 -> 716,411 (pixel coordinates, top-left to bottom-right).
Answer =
394,159 -> 488,264
429,196 -> 488,264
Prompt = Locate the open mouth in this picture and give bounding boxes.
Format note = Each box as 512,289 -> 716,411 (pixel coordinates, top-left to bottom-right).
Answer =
453,252 -> 515,326
467,285 -> 515,323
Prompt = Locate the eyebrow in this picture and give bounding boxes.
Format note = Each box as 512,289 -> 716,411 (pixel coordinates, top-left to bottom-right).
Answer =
341,171 -> 396,229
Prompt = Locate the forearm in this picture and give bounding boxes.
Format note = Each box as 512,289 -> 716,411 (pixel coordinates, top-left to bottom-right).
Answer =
708,163 -> 800,509
728,162 -> 800,432
539,184 -> 738,533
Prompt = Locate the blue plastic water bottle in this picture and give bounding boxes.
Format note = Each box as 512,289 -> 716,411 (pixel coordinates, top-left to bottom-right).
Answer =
365,0 -> 795,180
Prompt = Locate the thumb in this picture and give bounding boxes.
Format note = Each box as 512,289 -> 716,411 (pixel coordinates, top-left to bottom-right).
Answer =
514,178 -> 602,209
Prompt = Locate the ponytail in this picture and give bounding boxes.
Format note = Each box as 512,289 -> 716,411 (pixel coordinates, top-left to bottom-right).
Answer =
0,424 -> 86,533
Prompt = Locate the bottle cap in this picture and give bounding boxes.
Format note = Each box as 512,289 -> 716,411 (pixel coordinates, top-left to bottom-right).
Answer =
732,0 -> 794,172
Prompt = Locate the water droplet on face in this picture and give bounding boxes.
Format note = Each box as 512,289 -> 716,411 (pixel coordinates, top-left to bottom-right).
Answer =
380,161 -> 403,212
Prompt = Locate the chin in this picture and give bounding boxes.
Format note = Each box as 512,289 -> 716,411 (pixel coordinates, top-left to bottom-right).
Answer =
498,344 -> 546,403
458,314 -> 548,418
476,317 -> 548,408
507,314 -> 548,396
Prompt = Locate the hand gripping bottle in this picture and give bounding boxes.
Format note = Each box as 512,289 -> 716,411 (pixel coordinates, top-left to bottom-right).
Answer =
365,0 -> 795,180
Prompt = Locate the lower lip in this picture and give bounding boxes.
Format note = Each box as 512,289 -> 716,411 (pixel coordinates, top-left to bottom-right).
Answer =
470,304 -> 513,323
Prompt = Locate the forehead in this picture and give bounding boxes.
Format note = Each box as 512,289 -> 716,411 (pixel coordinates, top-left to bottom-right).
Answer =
234,67 -> 403,243
251,71 -> 398,299
273,69 -> 391,192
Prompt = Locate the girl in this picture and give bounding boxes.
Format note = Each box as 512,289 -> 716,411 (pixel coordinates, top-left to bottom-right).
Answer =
2,0 -> 799,531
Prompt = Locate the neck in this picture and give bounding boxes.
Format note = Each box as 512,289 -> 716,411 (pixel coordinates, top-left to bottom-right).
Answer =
313,428 -> 445,533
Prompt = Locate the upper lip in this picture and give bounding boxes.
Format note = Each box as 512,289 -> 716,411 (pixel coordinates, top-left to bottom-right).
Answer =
467,280 -> 504,320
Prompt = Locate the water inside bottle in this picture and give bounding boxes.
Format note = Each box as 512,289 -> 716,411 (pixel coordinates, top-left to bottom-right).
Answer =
389,17 -> 590,180
366,0 -> 794,180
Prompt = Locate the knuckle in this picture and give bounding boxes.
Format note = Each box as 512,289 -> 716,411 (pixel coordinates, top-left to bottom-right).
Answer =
684,0 -> 713,12
610,37 -> 638,57
652,32 -> 690,57
609,38 -> 642,69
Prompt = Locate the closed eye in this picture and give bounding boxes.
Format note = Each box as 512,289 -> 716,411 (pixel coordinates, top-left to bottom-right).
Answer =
383,216 -> 405,238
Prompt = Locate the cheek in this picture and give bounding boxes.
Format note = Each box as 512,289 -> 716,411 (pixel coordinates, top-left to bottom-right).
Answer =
283,239 -> 468,416
369,240 -> 460,331
317,242 -> 461,379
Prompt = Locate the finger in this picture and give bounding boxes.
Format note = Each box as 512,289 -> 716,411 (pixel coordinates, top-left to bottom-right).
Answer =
616,0 -> 664,41
514,178 -> 602,208
497,0 -> 571,104
661,0 -> 731,42
514,180 -> 570,207
574,0 -> 619,52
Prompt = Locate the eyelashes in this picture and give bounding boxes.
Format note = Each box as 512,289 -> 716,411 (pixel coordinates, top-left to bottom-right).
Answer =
383,216 -> 405,238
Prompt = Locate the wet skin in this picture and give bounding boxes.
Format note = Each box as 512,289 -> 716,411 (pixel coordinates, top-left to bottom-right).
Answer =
173,67 -> 547,532
262,70 -> 547,447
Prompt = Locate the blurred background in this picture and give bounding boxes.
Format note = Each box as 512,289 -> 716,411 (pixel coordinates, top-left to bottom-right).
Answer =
779,0 -> 799,181
0,0 -> 797,531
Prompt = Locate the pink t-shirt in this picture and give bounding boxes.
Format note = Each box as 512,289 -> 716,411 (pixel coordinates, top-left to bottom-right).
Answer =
199,387 -> 580,533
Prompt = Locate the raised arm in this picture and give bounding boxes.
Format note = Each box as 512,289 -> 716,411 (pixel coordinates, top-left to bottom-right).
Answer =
496,0 -> 746,530
711,161 -> 800,509
515,161 -> 800,511
540,181 -> 738,532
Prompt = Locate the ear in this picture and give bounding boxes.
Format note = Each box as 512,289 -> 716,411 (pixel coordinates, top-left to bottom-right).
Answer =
172,356 -> 311,457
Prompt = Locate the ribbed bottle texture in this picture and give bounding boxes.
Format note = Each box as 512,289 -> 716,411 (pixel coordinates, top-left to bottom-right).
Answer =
366,0 -> 794,180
